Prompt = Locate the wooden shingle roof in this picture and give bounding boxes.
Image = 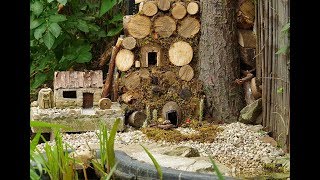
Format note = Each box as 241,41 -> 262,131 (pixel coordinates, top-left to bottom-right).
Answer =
53,70 -> 103,89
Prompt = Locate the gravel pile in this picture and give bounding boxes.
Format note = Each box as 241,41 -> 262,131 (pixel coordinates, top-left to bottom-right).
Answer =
35,122 -> 285,177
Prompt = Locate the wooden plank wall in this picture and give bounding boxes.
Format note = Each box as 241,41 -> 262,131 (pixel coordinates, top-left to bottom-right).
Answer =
256,0 -> 290,151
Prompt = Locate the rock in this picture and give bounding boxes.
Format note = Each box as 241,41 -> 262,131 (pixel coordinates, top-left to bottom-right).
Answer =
157,118 -> 165,124
132,152 -> 196,170
164,146 -> 200,157
255,113 -> 263,125
259,136 -> 278,147
239,98 -> 262,124
179,88 -> 192,100
248,124 -> 264,132
261,156 -> 272,164
31,101 -> 38,107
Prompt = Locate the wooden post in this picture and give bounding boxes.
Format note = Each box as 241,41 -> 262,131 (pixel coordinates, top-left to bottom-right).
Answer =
101,36 -> 123,98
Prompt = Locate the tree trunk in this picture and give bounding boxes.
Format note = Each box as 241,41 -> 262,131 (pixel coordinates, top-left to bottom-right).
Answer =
198,0 -> 244,123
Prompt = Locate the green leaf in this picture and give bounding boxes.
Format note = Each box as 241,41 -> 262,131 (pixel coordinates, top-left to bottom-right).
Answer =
107,118 -> 120,170
140,144 -> 163,180
88,24 -> 100,31
99,0 -> 117,17
31,73 -> 47,89
108,13 -> 123,25
43,31 -> 55,49
76,51 -> 92,63
30,169 -> 40,180
57,0 -> 67,6
107,26 -> 123,37
275,46 -> 288,55
77,20 -> 89,32
30,132 -> 42,151
47,0 -> 54,3
277,87 -> 284,94
49,14 -> 67,23
30,19 -> 44,29
209,156 -> 224,180
31,1 -> 43,16
103,162 -> 118,180
34,24 -> 47,40
281,22 -> 290,32
49,23 -> 61,38
97,30 -> 107,38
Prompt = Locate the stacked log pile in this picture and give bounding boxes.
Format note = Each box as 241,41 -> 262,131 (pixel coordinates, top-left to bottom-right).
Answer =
236,0 -> 261,105
113,0 -> 203,125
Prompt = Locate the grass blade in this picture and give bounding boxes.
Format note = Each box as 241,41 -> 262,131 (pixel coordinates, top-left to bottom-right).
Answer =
107,118 -> 120,169
103,162 -> 118,180
30,132 -> 42,152
209,156 -> 224,180
140,144 -> 163,180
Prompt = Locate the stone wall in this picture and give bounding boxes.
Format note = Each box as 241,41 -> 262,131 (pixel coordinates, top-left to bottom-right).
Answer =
54,88 -> 102,108
30,103 -> 125,132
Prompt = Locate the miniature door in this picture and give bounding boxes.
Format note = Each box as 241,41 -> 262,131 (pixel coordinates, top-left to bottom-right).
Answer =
83,93 -> 93,108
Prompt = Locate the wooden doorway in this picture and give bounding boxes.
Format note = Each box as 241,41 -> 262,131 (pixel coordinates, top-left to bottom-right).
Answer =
83,93 -> 93,108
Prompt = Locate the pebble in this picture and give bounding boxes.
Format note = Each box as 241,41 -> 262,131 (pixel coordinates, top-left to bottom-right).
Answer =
35,122 -> 286,177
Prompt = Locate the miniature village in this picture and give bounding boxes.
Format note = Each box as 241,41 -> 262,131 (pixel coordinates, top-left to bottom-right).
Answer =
30,0 -> 290,179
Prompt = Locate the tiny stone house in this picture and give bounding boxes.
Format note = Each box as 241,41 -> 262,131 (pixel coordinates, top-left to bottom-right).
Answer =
53,70 -> 103,108
115,0 -> 203,126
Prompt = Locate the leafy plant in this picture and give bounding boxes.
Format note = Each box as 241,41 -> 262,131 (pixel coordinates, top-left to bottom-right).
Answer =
140,144 -> 163,180
91,118 -> 120,179
209,156 -> 224,180
30,121 -> 79,180
30,0 -> 123,93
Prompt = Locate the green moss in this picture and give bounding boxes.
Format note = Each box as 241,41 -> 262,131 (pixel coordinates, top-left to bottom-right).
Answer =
141,121 -> 222,143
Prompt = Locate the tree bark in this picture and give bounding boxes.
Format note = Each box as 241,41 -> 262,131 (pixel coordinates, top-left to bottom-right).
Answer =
198,0 -> 244,123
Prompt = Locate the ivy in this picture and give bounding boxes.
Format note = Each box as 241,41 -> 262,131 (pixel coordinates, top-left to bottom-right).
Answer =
30,0 -> 123,92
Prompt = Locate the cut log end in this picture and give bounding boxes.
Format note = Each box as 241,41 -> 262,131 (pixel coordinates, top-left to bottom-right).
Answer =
127,15 -> 151,39
177,17 -> 200,38
157,0 -> 170,11
187,2 -> 199,15
238,30 -> 256,48
171,2 -> 187,20
142,1 -> 158,16
154,16 -> 176,38
179,65 -> 194,81
128,111 -> 147,128
169,41 -> 193,66
115,49 -> 134,71
122,36 -> 137,50
124,71 -> 141,90
99,98 -> 112,109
